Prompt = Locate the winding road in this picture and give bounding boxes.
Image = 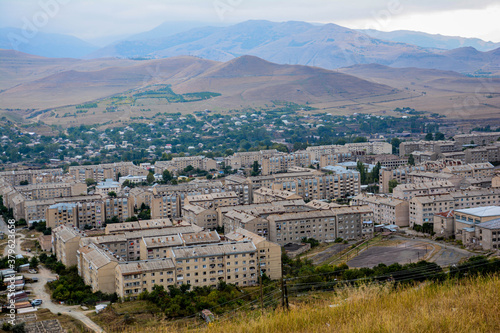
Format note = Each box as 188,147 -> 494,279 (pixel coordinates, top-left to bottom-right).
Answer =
1,216 -> 105,332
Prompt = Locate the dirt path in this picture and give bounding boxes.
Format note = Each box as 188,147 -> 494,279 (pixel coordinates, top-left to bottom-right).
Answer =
28,266 -> 105,332
0,218 -> 106,332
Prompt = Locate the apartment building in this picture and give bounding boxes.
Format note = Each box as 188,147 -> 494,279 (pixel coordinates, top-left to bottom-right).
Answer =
217,200 -> 311,232
52,225 -> 82,267
253,187 -> 302,203
332,205 -> 375,238
115,258 -> 176,298
94,224 -> 204,261
453,206 -> 500,250
185,192 -> 239,209
268,207 -> 373,245
345,141 -> 392,155
306,145 -> 347,160
464,145 -> 500,164
105,218 -> 175,234
225,149 -> 280,170
270,168 -> 360,201
181,204 -> 218,230
223,175 -> 253,204
127,187 -> 154,211
0,168 -> 63,185
450,188 -> 500,209
14,182 -> 87,200
95,179 -> 121,196
399,140 -> 457,157
439,151 -> 466,163
408,171 -> 463,189
351,193 -> 409,227
442,163 -> 494,178
433,211 -> 455,238
392,180 -> 456,201
46,203 -> 79,228
154,156 -> 217,175
168,241 -> 259,287
225,228 -> 282,280
360,154 -> 408,169
471,219 -> 500,251
223,210 -> 269,238
77,243 -> 119,294
319,152 -> 357,168
409,194 -> 455,227
267,210 -> 338,245
454,132 -> 500,147
149,181 -> 226,219
139,231 -> 220,260
69,162 -> 148,182
261,152 -> 312,175
19,194 -> 103,223
150,194 -> 179,219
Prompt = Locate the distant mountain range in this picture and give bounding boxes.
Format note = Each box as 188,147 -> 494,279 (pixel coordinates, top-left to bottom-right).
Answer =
0,27 -> 98,58
359,29 -> 500,52
85,20 -> 500,73
1,20 -> 499,74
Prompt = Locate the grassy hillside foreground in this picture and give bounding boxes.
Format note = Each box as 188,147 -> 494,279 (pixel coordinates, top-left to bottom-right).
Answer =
119,275 -> 500,333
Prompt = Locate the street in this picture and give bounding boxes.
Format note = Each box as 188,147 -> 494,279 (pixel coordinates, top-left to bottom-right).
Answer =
0,216 -> 105,332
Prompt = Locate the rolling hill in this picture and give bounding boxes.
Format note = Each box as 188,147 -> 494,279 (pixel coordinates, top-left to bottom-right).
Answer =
0,50 -> 400,112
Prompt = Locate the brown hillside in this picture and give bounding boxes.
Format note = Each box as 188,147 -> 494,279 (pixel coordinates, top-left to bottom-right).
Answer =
0,54 -> 399,110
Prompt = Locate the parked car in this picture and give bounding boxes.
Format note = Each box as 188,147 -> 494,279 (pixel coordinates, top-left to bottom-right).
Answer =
31,299 -> 42,306
28,269 -> 37,274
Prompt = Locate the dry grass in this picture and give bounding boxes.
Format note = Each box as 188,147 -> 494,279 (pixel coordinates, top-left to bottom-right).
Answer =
89,300 -> 165,332
118,275 -> 500,333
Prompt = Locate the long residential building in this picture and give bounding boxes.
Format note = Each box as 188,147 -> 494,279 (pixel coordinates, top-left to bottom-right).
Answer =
154,156 -> 217,175
267,205 -> 374,246
69,162 -> 148,182
392,180 -> 456,201
0,168 -> 63,186
399,140 -> 458,157
351,193 -> 409,227
407,188 -> 500,227
453,132 -> 500,147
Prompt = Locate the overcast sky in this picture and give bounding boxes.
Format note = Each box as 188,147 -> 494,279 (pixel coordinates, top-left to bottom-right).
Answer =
1,0 -> 499,43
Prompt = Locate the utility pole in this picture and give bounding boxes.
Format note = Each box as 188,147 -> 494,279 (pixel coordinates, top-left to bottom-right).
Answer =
281,259 -> 285,309
259,258 -> 263,314
284,277 -> 289,311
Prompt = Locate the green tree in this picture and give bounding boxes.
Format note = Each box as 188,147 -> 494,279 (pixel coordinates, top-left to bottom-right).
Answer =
146,172 -> 155,184
356,160 -> 367,184
251,160 -> 261,176
434,132 -> 445,140
390,138 -> 401,155
108,191 -> 117,198
371,162 -> 382,183
19,180 -> 29,186
425,133 -> 434,141
162,169 -> 172,182
388,179 -> 399,193
408,154 -> 415,166
29,256 -> 39,269
85,178 -> 96,186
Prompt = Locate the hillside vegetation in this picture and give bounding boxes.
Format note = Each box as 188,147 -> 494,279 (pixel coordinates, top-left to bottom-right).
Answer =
117,274 -> 500,333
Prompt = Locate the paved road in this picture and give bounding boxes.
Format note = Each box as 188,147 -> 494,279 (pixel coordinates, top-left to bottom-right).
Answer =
27,266 -> 105,333
0,221 -> 106,333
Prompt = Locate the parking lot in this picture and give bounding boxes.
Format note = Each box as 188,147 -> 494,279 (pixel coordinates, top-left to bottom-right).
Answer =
347,236 -> 474,268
